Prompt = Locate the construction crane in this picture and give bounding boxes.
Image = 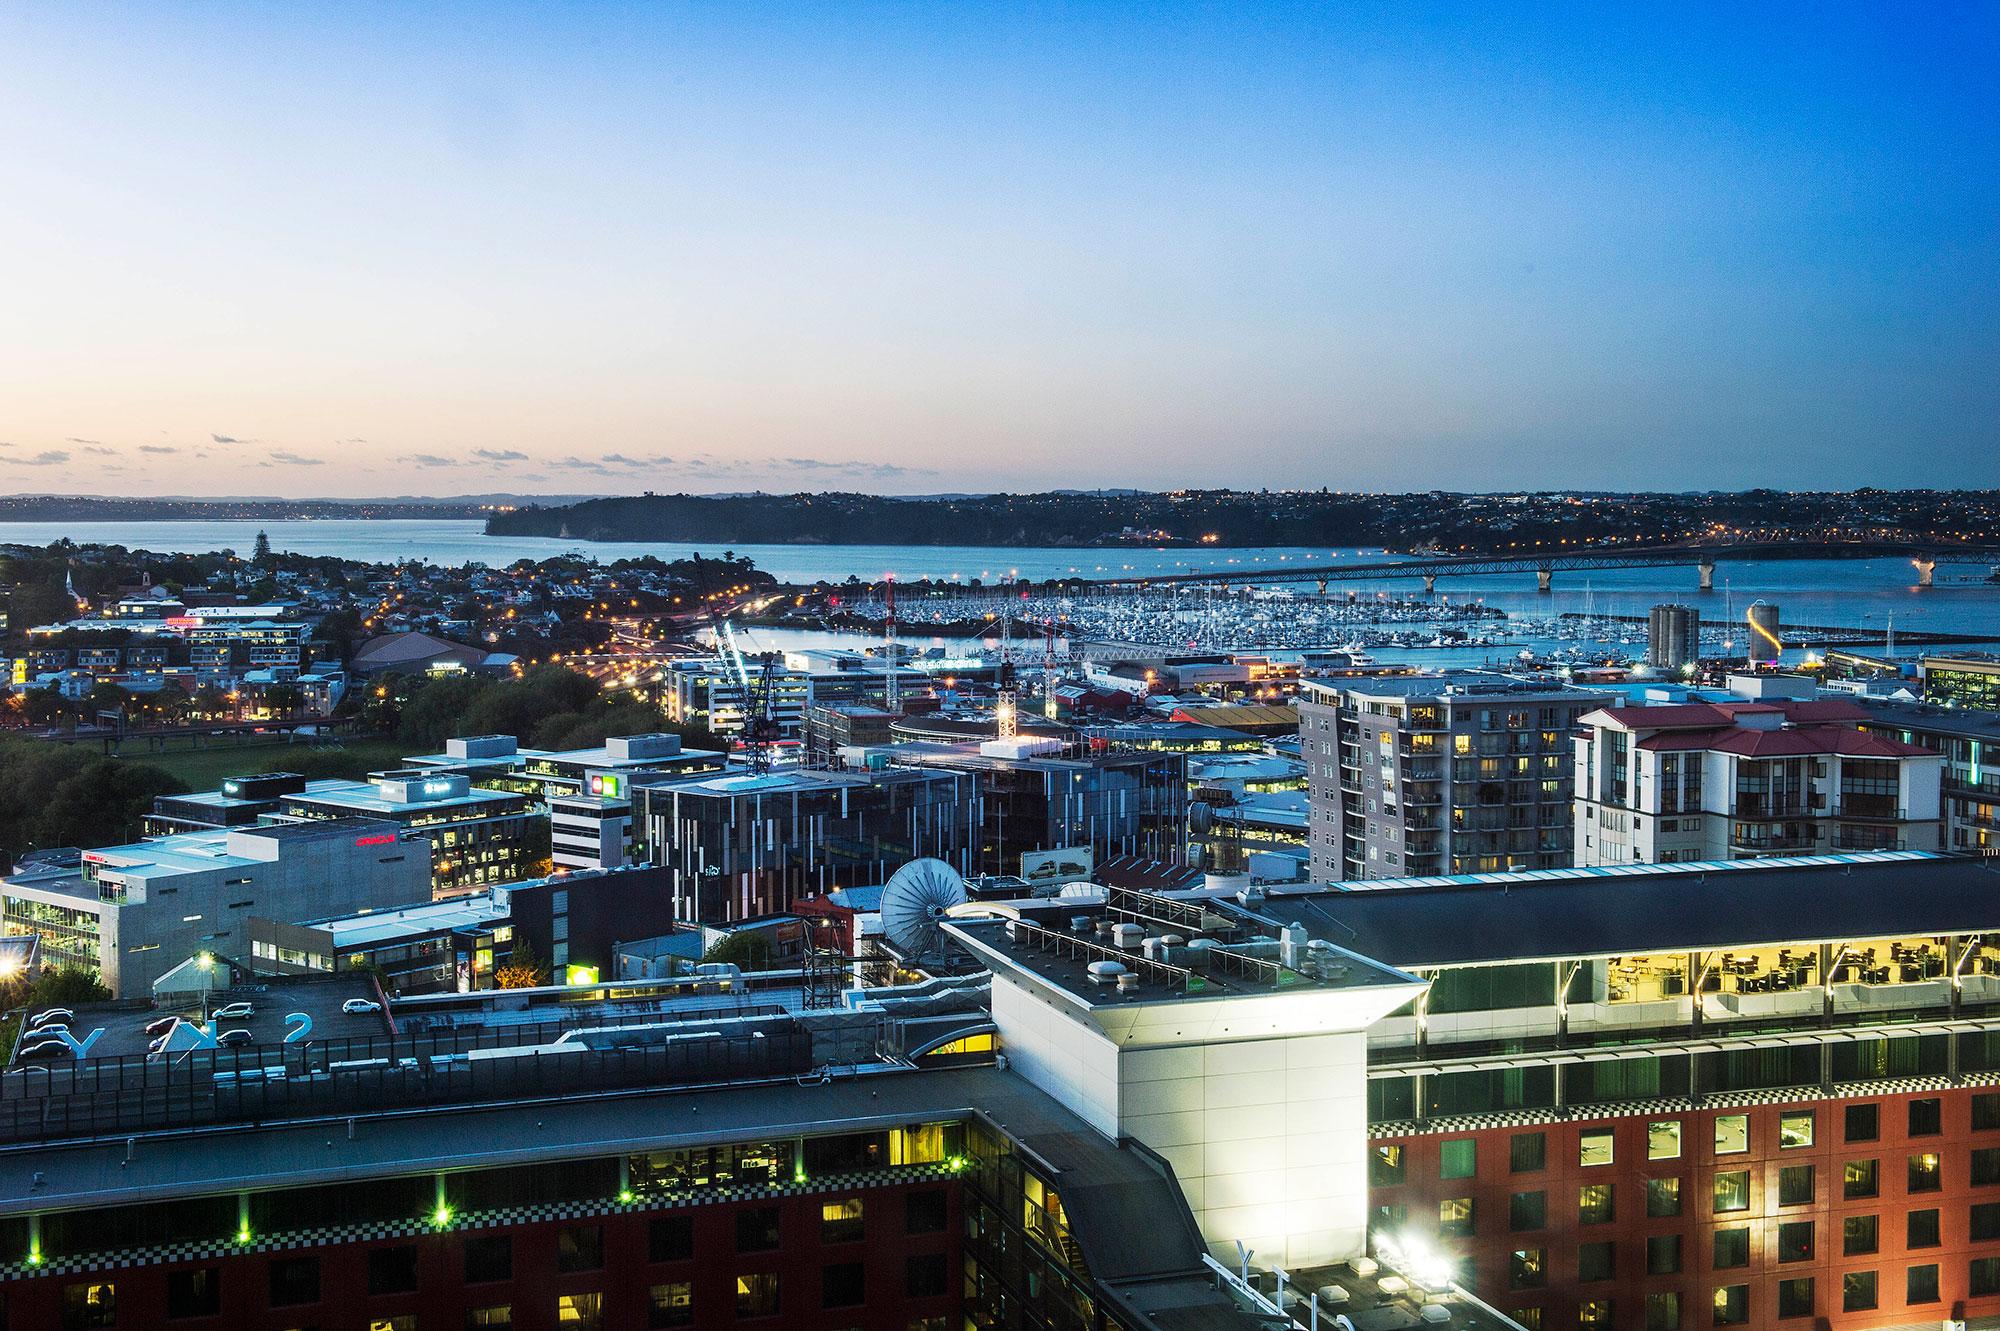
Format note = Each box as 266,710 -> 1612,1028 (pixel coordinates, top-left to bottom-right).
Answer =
717,621 -> 783,775
883,574 -> 899,715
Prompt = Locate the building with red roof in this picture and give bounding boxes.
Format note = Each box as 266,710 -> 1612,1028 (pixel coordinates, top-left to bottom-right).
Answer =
1575,695 -> 1943,865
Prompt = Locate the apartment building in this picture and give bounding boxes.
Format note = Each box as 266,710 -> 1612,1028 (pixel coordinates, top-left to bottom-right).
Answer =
1299,674 -> 1606,880
1573,699 -> 1942,865
1853,699 -> 2000,855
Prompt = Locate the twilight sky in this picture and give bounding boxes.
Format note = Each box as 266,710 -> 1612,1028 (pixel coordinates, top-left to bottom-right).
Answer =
1,3 -> 1996,497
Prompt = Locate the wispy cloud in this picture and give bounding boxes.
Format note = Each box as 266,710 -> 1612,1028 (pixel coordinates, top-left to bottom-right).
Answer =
472,448 -> 528,463
550,456 -> 611,473
399,453 -> 460,468
138,444 -> 178,455
269,450 -> 325,466
211,433 -> 242,444
81,445 -> 118,456
778,457 -> 933,479
65,437 -> 102,446
0,449 -> 72,467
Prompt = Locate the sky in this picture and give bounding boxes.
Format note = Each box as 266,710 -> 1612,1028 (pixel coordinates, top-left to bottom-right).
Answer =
1,3 -> 1996,498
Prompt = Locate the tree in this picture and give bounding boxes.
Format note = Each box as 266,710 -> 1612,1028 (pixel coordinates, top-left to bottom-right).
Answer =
262,683 -> 304,719
701,931 -> 776,971
494,940 -> 549,989
253,529 -> 272,565
34,759 -> 188,852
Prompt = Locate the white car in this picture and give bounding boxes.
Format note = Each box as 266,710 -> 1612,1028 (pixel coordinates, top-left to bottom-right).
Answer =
341,999 -> 383,1015
29,1008 -> 74,1028
212,1002 -> 255,1020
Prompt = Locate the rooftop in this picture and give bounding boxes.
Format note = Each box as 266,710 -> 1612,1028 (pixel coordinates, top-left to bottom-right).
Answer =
1239,852 -> 1996,968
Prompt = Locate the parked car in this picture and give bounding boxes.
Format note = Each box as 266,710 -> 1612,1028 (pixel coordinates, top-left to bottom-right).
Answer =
144,1016 -> 181,1038
341,999 -> 383,1015
29,1008 -> 74,1028
212,1002 -> 255,1020
216,1029 -> 254,1047
16,1041 -> 71,1062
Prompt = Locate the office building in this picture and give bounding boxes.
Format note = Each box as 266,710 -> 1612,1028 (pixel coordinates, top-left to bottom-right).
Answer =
886,740 -> 1190,876
1921,655 -> 2000,710
1299,674 -> 1607,880
1852,698 -> 2000,855
402,733 -> 728,799
631,768 -> 979,923
1573,698 -> 1943,864
0,820 -> 427,997
277,772 -> 542,898
1648,604 -> 1701,672
662,656 -> 811,743
804,703 -> 897,764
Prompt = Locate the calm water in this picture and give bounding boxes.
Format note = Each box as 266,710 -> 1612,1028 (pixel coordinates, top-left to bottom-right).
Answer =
5,517 -> 1999,644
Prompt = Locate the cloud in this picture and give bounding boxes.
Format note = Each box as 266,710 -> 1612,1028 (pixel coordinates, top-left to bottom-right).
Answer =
269,450 -> 326,466
0,449 -> 72,466
138,444 -> 178,455
472,448 -> 529,463
399,453 -> 461,468
550,456 -> 611,473
82,445 -> 117,456
65,437 -> 102,445
778,456 -> 933,479
211,433 -> 242,444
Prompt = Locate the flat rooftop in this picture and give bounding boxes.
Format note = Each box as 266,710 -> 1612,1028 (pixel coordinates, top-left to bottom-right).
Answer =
285,779 -> 526,815
1240,851 -> 1999,968
305,892 -> 510,948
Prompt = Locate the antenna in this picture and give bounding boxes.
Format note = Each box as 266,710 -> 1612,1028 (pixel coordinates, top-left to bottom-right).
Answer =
880,859 -> 969,958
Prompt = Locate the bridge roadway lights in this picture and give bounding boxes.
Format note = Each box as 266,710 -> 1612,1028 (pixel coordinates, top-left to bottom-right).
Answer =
1536,568 -> 1553,594
1916,558 -> 1936,588
1699,560 -> 1716,592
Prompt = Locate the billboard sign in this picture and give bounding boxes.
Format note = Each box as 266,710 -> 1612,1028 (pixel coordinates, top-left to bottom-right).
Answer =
1020,846 -> 1093,884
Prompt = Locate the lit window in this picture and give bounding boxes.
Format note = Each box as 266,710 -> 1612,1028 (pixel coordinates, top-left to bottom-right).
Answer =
1779,1111 -> 1813,1149
1579,1130 -> 1614,1167
1713,1115 -> 1748,1154
1647,1121 -> 1681,1160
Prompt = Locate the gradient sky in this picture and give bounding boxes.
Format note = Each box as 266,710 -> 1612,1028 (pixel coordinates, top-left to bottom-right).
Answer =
2,3 -> 1996,497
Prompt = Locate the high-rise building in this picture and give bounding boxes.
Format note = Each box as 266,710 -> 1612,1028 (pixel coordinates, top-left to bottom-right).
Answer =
1647,603 -> 1701,672
1298,674 -> 1607,880
1852,698 -> 2000,855
1921,654 -> 2000,710
1573,697 -> 1943,864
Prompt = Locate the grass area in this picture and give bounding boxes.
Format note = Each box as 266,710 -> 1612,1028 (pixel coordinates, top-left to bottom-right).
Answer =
103,736 -> 413,789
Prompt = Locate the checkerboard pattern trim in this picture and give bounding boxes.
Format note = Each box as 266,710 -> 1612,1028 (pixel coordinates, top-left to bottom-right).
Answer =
1370,1070 -> 2000,1139
3,1161 -> 960,1280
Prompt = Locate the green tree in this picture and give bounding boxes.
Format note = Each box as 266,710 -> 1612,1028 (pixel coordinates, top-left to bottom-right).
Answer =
34,759 -> 188,851
494,939 -> 549,989
701,931 -> 776,971
253,529 -> 272,564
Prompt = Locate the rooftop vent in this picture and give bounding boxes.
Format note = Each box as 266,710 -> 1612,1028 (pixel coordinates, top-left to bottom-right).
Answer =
1087,960 -> 1127,986
1110,922 -> 1144,951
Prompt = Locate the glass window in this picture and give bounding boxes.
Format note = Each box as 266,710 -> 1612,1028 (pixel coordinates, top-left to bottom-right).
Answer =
1371,1143 -> 1405,1186
1908,1208 -> 1940,1248
1844,1102 -> 1878,1142
1439,1139 -> 1477,1179
1972,1201 -> 2000,1242
1713,1115 -> 1748,1154
465,1235 -> 513,1284
1908,1263 -> 1941,1304
1973,1146 -> 2000,1186
821,1197 -> 865,1244
1439,1197 -> 1474,1238
1713,1226 -> 1750,1269
822,1262 -> 865,1308
557,1292 -> 603,1329
1778,1111 -> 1813,1149
557,1224 -> 603,1273
1579,1130 -> 1614,1167
648,1282 -> 693,1329
649,1215 -> 693,1263
1579,1184 -> 1614,1225
1647,1121 -> 1681,1160
1509,1191 -> 1545,1232
1646,1177 -> 1682,1218
1510,1132 -> 1546,1173
1713,1169 -> 1750,1213
368,1245 -> 419,1295
1645,1291 -> 1680,1331
1579,1299 -> 1612,1329
1646,1233 -> 1681,1276
269,1257 -> 320,1308
1578,1242 -> 1614,1284
1909,1097 -> 1942,1136
737,1207 -> 782,1252
1509,1248 -> 1546,1290
166,1267 -> 221,1320
467,1307 -> 512,1330
1843,1214 -> 1878,1255
1777,1278 -> 1814,1320
1713,1283 -> 1748,1326
1778,1165 -> 1814,1206
1777,1220 -> 1813,1263
1909,1152 -> 1942,1192
1975,1257 -> 2000,1298
62,1285 -> 117,1331
905,1252 -> 948,1299
1842,1271 -> 1877,1312
735,1273 -> 781,1319
905,1190 -> 948,1235
1843,1158 -> 1877,1198
1974,1092 -> 2000,1131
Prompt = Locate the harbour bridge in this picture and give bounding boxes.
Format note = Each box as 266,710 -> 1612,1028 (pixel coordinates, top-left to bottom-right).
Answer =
1095,541 -> 2000,595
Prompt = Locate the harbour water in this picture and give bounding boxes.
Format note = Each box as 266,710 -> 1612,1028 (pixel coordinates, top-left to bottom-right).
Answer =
6,518 -> 1999,663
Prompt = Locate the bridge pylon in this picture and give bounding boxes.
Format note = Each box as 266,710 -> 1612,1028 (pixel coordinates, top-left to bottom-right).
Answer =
1915,557 -> 1936,588
1536,567 -> 1553,594
1698,559 -> 1715,593
1422,574 -> 1437,596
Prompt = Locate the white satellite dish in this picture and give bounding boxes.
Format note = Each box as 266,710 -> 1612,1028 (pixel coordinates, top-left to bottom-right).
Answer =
880,858 -> 970,957
1055,882 -> 1108,907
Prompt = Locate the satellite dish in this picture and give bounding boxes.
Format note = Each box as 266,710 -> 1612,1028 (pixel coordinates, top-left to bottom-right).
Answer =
1056,882 -> 1108,907
881,859 -> 970,957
